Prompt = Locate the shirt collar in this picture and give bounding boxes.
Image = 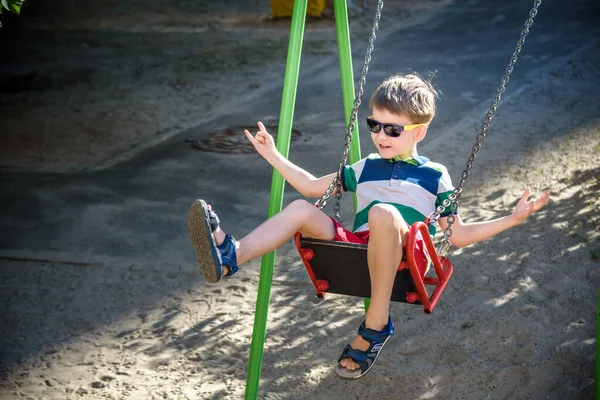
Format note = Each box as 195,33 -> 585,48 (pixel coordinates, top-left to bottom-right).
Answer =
385,155 -> 428,166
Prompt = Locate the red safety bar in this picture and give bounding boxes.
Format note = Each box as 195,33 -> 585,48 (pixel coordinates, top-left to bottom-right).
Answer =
404,221 -> 453,313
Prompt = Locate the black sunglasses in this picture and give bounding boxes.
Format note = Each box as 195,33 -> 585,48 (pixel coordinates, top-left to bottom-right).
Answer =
366,116 -> 427,137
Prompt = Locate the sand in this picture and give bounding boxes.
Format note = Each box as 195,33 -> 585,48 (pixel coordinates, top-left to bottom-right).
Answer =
0,0 -> 598,399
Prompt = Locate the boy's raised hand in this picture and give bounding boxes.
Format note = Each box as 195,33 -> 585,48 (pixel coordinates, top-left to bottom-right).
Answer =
244,122 -> 277,159
511,188 -> 551,225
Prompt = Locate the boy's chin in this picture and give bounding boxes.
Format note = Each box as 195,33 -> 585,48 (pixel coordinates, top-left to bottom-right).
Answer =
377,148 -> 400,159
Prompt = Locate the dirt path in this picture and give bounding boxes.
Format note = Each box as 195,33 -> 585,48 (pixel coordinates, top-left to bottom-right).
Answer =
0,0 -> 446,171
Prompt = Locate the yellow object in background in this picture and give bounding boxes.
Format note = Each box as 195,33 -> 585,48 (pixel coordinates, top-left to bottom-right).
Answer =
270,0 -> 327,18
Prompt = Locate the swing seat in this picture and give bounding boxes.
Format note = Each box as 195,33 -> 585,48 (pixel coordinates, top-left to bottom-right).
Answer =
294,221 -> 453,313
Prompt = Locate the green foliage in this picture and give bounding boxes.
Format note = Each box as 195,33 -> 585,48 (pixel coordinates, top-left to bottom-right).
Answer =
1,0 -> 24,15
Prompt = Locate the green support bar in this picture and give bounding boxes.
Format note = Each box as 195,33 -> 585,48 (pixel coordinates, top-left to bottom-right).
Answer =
333,0 -> 362,168
244,0 -> 308,398
333,0 -> 370,312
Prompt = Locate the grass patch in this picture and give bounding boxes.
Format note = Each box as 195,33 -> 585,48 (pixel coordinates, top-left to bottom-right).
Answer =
461,322 -> 474,330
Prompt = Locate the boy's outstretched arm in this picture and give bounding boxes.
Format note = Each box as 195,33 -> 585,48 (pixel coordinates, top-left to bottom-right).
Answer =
437,189 -> 551,248
244,122 -> 337,198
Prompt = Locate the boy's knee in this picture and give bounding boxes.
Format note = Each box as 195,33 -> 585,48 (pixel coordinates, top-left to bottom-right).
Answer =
368,204 -> 405,227
287,199 -> 314,213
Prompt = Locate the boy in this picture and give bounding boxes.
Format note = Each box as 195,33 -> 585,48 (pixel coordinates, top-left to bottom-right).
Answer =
187,74 -> 551,379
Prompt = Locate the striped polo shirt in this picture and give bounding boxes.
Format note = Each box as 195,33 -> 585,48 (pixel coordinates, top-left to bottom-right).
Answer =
341,153 -> 456,236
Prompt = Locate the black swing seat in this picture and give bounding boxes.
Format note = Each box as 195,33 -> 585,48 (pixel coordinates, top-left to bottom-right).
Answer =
294,221 -> 453,314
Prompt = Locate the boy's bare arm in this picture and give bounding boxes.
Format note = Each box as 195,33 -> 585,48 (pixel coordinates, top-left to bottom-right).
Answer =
438,189 -> 551,248
245,122 -> 338,198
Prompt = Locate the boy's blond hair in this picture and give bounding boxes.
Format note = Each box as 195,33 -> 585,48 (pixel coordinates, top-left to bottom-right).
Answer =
369,74 -> 439,124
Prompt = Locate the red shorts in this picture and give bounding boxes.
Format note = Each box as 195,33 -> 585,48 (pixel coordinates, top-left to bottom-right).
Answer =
329,217 -> 429,276
330,217 -> 371,244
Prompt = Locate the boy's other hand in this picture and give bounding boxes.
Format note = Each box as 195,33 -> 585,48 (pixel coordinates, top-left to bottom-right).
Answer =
244,121 -> 277,159
511,188 -> 551,225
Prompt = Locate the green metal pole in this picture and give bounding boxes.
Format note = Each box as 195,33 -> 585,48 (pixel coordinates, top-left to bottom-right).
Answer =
244,1 -> 308,399
333,0 -> 370,311
333,0 -> 362,172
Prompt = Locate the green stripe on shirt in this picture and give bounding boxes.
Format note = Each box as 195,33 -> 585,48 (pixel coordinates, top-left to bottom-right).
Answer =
343,165 -> 358,192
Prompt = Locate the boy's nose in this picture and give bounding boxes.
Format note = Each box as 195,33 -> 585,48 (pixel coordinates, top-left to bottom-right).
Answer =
375,130 -> 389,139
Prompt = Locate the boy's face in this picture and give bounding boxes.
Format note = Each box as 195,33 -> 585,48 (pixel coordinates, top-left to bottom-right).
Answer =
369,108 -> 426,160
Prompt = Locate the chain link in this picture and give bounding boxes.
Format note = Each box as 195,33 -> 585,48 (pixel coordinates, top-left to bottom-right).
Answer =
316,0 -> 384,220
431,0 -> 543,256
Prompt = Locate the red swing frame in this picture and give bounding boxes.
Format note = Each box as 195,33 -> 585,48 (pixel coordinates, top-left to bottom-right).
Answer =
294,221 -> 453,313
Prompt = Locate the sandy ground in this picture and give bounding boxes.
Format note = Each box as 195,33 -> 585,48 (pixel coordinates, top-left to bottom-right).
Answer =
1,0 -> 599,399
0,0 -> 440,172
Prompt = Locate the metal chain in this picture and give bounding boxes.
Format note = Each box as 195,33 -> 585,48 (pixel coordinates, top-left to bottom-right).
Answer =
316,0 -> 384,220
431,0 -> 543,256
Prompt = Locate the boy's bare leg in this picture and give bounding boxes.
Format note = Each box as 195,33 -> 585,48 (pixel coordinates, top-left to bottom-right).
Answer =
338,204 -> 408,371
212,199 -> 336,268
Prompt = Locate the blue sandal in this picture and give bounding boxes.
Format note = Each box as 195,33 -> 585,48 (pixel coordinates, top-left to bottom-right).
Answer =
217,233 -> 239,276
335,316 -> 395,379
187,199 -> 239,282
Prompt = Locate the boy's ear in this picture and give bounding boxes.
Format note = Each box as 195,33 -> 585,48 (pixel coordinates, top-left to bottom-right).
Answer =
415,125 -> 428,142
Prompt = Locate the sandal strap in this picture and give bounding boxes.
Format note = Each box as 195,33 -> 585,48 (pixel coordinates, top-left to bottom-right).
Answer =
207,209 -> 220,233
217,234 -> 239,276
357,316 -> 395,343
338,345 -> 368,363
224,264 -> 239,276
